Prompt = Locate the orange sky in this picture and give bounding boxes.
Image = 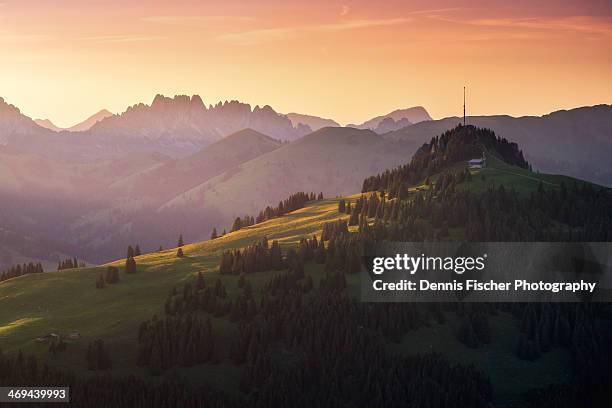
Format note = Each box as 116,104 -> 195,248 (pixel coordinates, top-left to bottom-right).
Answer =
1,0 -> 611,127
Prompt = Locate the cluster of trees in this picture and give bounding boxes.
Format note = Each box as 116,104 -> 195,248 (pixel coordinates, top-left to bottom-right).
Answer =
87,339 -> 112,371
350,168 -> 612,242
164,274 -> 229,317
0,262 -> 43,283
57,257 -> 81,270
255,192 -> 321,223
137,315 -> 215,374
0,350 -> 232,407
229,273 -> 493,406
362,124 -> 529,193
457,311 -> 492,348
512,303 -> 600,365
230,215 -> 256,232
96,266 -> 120,289
296,236 -> 325,264
230,192 -> 324,233
228,280 -> 259,323
320,219 -> 349,240
262,248 -> 314,295
219,238 -> 283,275
345,193 -> 389,226
210,227 -> 225,240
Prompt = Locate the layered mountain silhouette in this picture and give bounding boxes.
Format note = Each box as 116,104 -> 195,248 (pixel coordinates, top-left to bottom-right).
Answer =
160,127 -> 417,219
385,105 -> 612,186
66,109 -> 114,132
109,129 -> 283,202
34,118 -> 63,132
35,109 -> 113,132
349,106 -> 432,133
285,112 -> 340,131
87,95 -> 308,151
1,94 -> 611,267
0,95 -> 309,160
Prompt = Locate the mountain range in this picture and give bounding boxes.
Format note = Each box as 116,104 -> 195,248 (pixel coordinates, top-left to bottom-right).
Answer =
0,94 -> 611,269
285,112 -> 340,131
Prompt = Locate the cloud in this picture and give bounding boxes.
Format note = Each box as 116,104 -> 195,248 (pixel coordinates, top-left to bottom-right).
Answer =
82,35 -> 166,44
219,18 -> 413,45
141,15 -> 255,24
434,15 -> 612,38
473,16 -> 612,36
340,5 -> 350,16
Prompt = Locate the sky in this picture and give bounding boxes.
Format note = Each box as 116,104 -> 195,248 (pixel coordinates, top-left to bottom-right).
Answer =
0,0 -> 611,127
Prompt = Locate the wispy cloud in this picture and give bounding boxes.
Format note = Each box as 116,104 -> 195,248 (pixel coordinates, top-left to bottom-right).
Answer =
471,16 -> 612,36
340,5 -> 350,17
219,18 -> 413,45
82,35 -> 166,44
142,15 -> 255,24
434,15 -> 612,38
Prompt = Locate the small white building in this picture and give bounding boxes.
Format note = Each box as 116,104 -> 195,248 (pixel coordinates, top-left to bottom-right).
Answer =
468,153 -> 486,169
468,158 -> 485,168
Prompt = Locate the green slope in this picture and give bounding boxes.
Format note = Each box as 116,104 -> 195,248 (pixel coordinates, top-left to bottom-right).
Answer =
0,159 -> 596,402
0,197 -> 351,372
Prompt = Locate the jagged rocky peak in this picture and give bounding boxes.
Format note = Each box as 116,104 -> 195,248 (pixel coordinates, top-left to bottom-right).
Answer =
149,94 -> 206,111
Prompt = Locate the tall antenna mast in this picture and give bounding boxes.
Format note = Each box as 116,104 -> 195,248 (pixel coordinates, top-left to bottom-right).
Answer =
463,86 -> 466,126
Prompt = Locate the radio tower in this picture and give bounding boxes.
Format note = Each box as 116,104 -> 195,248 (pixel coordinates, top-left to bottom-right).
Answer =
463,86 -> 466,126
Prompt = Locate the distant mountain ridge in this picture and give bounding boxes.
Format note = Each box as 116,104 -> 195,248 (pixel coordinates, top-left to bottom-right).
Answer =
285,113 -> 340,131
68,109 -> 114,132
34,118 -> 63,132
160,127 -> 419,220
0,95 -> 311,160
349,106 -> 432,133
35,109 -> 114,132
89,94 -> 309,144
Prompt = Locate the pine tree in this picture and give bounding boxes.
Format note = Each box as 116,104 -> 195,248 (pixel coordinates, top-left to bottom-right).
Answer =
178,234 -> 184,247
134,245 -> 141,256
211,228 -> 218,240
125,257 -> 137,274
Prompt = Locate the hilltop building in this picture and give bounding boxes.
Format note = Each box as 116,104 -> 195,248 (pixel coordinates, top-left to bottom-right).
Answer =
468,152 -> 486,169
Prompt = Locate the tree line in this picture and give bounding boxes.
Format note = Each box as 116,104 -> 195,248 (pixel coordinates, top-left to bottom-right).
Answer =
0,262 -> 43,283
228,192 -> 323,233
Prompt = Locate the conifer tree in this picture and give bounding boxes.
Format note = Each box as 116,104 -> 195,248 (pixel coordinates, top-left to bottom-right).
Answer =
125,256 -> 137,274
